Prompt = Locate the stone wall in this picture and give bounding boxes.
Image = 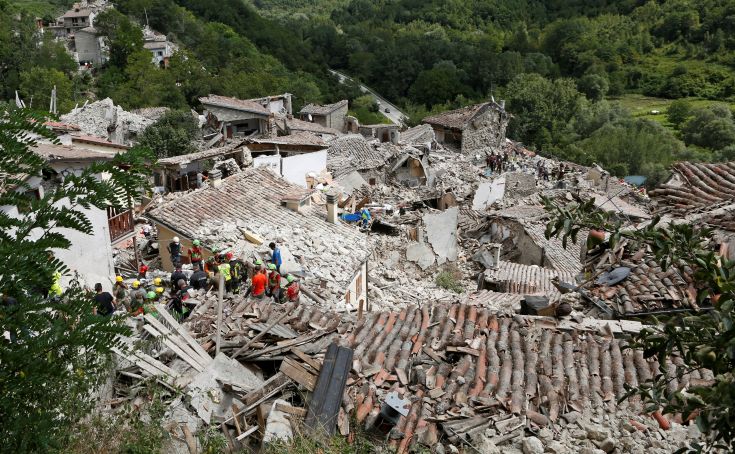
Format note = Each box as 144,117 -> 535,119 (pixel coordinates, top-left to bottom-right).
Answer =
328,103 -> 349,132
460,106 -> 509,154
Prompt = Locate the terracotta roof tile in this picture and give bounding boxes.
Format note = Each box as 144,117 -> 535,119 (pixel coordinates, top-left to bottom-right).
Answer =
483,260 -> 576,296
650,161 -> 735,211
32,143 -> 114,162
327,135 -> 387,177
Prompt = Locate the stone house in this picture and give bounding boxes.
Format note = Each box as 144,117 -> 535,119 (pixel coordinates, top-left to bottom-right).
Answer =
75,26 -> 106,65
327,135 -> 388,186
299,100 -> 348,132
359,123 -> 400,143
52,6 -> 95,38
200,95 -> 272,139
422,101 -> 509,154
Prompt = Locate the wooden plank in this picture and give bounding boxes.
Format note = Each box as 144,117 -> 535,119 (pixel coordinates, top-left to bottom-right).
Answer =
280,357 -> 317,391
240,330 -> 333,360
224,372 -> 292,425
275,403 -> 308,418
396,368 -> 409,385
144,314 -> 208,368
155,304 -> 212,365
132,350 -> 180,378
112,347 -> 176,385
231,404 -> 242,435
446,346 -> 480,356
143,325 -> 205,372
291,347 -> 322,373
235,426 -> 259,441
232,312 -> 290,358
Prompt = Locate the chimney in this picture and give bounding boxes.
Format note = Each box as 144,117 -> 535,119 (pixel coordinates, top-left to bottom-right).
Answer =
209,169 -> 223,188
326,193 -> 338,224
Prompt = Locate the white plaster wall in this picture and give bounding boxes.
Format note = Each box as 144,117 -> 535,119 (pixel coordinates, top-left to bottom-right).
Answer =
281,150 -> 327,187
253,155 -> 281,173
343,260 -> 368,310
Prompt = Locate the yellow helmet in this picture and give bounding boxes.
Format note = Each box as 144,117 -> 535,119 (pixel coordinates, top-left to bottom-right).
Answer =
155,287 -> 164,294
115,275 -> 123,283
153,277 -> 162,286
132,280 -> 140,288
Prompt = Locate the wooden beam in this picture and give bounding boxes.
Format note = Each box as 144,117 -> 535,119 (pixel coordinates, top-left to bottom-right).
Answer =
280,357 -> 317,391
232,311 -> 290,358
155,304 -> 212,365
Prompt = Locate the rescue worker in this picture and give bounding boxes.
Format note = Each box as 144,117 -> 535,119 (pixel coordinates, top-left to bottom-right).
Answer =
228,253 -> 244,294
155,286 -> 165,300
285,275 -> 300,303
249,268 -> 267,299
112,275 -> 129,311
148,277 -> 163,293
168,236 -> 182,266
130,287 -> 145,316
93,283 -> 115,317
360,208 -> 371,229
269,242 -> 282,272
204,256 -> 217,274
170,264 -> 186,293
189,239 -> 204,271
218,258 -> 232,293
131,280 -> 146,307
138,263 -> 149,280
171,279 -> 191,319
143,291 -> 158,317
189,263 -> 209,290
266,263 -> 281,302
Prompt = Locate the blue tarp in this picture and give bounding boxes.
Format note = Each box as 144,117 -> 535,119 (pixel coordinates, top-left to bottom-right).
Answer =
340,213 -> 362,222
623,175 -> 646,186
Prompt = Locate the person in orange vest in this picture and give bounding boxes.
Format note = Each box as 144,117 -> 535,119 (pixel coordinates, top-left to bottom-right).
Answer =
249,267 -> 267,299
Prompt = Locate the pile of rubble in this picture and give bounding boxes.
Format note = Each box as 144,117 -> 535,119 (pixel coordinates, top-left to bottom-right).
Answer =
61,98 -> 164,145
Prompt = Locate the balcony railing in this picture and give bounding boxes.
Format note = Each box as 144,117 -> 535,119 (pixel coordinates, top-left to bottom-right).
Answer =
108,208 -> 134,243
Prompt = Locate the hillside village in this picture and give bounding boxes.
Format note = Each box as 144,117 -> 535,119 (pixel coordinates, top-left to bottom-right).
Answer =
4,2 -> 735,454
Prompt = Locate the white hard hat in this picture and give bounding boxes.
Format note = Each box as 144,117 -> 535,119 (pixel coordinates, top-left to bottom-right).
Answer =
173,237 -> 180,243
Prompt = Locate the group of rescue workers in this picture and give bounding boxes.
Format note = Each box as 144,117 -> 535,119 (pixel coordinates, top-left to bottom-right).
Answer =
96,237 -> 301,321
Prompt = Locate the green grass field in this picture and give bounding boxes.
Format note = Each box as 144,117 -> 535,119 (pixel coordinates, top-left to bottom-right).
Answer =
610,94 -> 735,129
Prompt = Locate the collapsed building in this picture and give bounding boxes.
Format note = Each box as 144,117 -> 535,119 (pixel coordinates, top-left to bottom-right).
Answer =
91,95 -> 717,453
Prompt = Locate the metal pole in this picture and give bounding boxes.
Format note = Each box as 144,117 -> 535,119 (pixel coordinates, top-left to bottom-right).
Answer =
216,272 -> 224,356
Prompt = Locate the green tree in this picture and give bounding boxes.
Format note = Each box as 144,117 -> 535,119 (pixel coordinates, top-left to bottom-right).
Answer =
110,50 -> 187,109
94,9 -> 144,68
0,109 -> 153,450
666,99 -> 693,128
409,61 -> 469,108
19,67 -> 73,113
139,109 -> 199,158
577,73 -> 609,102
503,73 -> 584,151
543,196 -> 735,452
681,104 -> 735,150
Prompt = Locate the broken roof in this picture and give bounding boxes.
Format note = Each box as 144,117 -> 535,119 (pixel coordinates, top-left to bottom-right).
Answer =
327,135 -> 387,177
483,260 -> 576,297
281,117 -> 341,136
523,223 -> 584,275
299,100 -> 348,116
32,143 -> 114,162
248,131 -> 327,148
650,161 -> 735,212
157,143 -> 242,167
71,134 -> 130,150
199,95 -> 271,116
147,168 -> 368,287
423,101 -> 504,130
399,124 -> 435,145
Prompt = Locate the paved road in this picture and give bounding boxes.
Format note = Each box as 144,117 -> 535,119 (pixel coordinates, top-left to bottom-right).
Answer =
328,69 -> 408,126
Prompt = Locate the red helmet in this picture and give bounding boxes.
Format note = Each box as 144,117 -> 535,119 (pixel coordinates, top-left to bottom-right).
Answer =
225,252 -> 233,260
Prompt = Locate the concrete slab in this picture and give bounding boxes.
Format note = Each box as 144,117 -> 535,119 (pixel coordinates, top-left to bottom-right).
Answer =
406,242 -> 435,270
187,353 -> 263,424
424,206 -> 458,265
263,399 -> 294,444
472,177 -> 505,210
